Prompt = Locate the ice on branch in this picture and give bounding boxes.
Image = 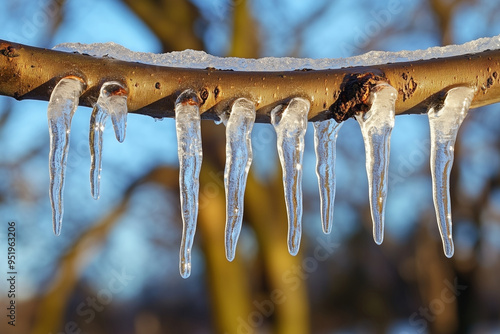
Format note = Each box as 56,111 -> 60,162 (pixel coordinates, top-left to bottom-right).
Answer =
56,34 -> 500,72
47,76 -> 85,236
271,98 -> 310,256
222,98 -> 256,261
428,86 -> 475,258
89,81 -> 128,200
36,35 -> 499,263
313,119 -> 343,234
175,90 -> 203,278
355,83 -> 397,245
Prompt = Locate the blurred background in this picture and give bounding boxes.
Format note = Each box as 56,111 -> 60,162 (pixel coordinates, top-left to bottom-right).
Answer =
1,0 -> 500,333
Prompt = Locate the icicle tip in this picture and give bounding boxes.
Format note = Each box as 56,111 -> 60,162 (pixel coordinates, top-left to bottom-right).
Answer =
52,218 -> 62,236
180,261 -> 191,279
443,239 -> 454,258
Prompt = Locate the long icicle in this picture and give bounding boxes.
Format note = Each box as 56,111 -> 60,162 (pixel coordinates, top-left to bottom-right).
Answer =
223,98 -> 256,261
89,103 -> 106,200
175,89 -> 202,278
89,81 -> 128,200
313,119 -> 342,234
47,76 -> 85,235
355,83 -> 397,245
428,86 -> 475,258
271,97 -> 310,256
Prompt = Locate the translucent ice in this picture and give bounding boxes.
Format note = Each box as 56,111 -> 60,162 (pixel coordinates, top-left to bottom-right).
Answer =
428,86 -> 475,258
223,98 -> 256,261
57,34 -> 500,72
175,90 -> 202,278
47,76 -> 85,235
355,83 -> 397,245
89,81 -> 128,200
271,97 -> 310,255
313,119 -> 343,234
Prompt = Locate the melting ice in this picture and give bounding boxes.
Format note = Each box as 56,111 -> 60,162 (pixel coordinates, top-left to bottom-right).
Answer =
175,90 -> 203,278
313,119 -> 343,234
355,83 -> 397,245
428,86 -> 475,258
89,81 -> 128,200
47,77 -> 85,235
271,98 -> 310,255
222,98 -> 256,261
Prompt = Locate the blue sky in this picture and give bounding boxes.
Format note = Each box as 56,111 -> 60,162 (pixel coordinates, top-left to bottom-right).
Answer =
1,0 -> 500,321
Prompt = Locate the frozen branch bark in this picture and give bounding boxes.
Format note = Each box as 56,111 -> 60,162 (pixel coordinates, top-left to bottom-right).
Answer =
1,39 -> 500,122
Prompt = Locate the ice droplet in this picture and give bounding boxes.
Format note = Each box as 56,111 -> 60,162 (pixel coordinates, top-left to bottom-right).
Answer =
313,119 -> 343,234
355,83 -> 397,245
428,86 -> 475,258
89,82 -> 128,200
271,97 -> 310,255
223,98 -> 256,261
47,77 -> 84,235
175,90 -> 202,278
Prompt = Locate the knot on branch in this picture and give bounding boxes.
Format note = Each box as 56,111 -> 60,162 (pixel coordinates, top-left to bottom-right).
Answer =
0,43 -> 20,58
330,72 -> 386,122
176,89 -> 200,106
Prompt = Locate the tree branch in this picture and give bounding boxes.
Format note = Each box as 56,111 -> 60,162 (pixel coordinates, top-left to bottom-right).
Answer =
1,39 -> 499,123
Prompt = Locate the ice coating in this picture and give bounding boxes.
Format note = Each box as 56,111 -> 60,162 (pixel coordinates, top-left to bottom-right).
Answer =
175,90 -> 202,278
222,98 -> 256,261
55,34 -> 500,71
47,77 -> 84,235
428,86 -> 475,258
89,81 -> 128,200
313,119 -> 343,234
355,83 -> 397,245
271,98 -> 310,255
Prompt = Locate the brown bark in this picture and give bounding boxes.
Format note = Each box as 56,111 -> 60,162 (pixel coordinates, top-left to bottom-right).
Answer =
1,39 -> 500,123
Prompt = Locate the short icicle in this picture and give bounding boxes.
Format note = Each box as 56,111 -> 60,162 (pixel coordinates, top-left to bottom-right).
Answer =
47,76 -> 85,236
271,97 -> 310,256
223,98 -> 256,261
107,83 -> 128,143
313,119 -> 343,234
89,81 -> 128,200
428,86 -> 475,258
175,89 -> 202,278
355,83 -> 397,245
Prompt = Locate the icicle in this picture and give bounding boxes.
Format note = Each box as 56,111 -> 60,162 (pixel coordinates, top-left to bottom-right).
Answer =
175,89 -> 202,278
223,98 -> 256,261
89,81 -> 128,200
107,83 -> 128,143
313,119 -> 343,234
89,104 -> 105,200
355,83 -> 397,245
428,86 -> 475,258
47,76 -> 85,236
271,97 -> 310,256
